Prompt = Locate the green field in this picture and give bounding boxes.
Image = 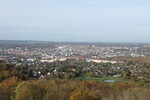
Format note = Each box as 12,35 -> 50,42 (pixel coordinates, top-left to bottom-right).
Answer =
78,76 -> 124,83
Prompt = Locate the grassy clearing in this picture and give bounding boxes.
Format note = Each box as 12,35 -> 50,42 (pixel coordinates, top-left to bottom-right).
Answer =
78,76 -> 124,83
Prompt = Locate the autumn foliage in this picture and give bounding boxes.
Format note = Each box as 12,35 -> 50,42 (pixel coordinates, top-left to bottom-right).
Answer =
0,62 -> 150,100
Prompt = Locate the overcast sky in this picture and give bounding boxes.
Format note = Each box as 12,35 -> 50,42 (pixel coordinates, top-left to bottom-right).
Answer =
0,0 -> 150,42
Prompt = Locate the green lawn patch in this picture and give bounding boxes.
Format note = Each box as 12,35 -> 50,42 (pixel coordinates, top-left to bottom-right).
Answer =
78,76 -> 124,83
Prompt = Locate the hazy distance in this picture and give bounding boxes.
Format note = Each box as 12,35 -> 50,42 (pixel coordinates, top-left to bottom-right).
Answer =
0,0 -> 150,43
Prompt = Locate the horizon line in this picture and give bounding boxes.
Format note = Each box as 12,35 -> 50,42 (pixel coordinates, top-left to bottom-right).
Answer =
0,39 -> 150,44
